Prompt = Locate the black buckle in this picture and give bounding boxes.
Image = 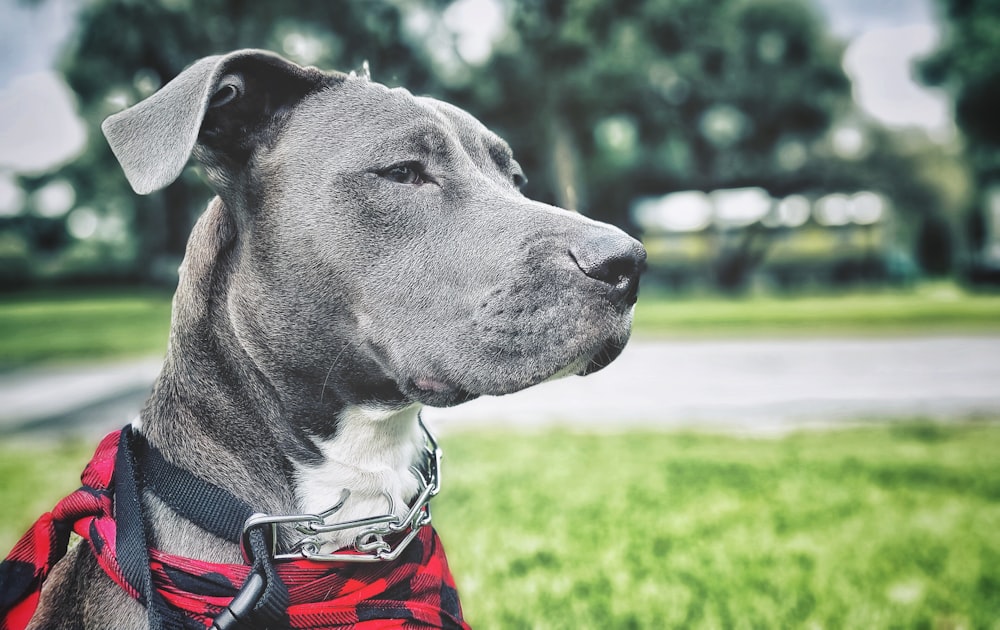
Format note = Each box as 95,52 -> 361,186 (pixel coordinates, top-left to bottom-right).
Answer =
212,517 -> 276,630
211,571 -> 265,630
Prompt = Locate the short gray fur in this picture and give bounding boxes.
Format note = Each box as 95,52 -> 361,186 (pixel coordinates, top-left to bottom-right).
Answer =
28,49 -> 645,628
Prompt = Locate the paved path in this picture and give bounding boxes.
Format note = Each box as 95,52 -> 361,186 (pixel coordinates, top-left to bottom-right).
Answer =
0,358 -> 162,437
2,336 -> 999,438
426,336 -> 1000,433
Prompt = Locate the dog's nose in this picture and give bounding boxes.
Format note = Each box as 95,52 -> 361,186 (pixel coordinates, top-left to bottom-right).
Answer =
570,230 -> 647,307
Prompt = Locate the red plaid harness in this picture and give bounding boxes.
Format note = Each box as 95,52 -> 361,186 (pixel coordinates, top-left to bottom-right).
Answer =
0,428 -> 468,629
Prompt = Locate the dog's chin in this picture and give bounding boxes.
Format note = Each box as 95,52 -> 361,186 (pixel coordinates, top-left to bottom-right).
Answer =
404,331 -> 631,407
578,335 -> 629,377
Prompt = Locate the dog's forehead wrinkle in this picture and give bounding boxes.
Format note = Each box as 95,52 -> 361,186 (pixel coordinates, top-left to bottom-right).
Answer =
415,95 -> 513,159
281,88 -> 451,165
363,125 -> 456,165
280,83 -> 517,188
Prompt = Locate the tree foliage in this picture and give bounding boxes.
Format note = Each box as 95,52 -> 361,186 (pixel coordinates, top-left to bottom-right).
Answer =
918,0 -> 1000,268
921,0 -> 1000,182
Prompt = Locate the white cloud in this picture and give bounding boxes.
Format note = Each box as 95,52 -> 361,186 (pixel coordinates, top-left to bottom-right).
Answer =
0,71 -> 87,174
0,0 -> 78,88
0,172 -> 24,217
810,0 -> 936,41
843,24 -> 952,137
443,0 -> 506,65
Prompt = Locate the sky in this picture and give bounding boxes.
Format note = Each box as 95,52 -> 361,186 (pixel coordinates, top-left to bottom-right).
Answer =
0,0 -> 82,174
811,0 -> 952,139
0,0 -> 952,175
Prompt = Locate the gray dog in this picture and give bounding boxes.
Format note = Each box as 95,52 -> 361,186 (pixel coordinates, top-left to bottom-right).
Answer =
18,49 -> 644,628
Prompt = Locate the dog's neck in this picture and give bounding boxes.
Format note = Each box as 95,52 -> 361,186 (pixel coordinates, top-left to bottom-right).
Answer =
138,199 -> 424,558
292,403 -> 425,553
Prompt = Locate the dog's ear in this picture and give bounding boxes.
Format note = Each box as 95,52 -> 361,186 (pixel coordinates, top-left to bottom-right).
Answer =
102,49 -> 330,195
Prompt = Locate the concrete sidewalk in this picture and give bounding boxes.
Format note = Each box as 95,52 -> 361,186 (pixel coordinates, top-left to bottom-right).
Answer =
0,357 -> 162,437
425,335 -> 1000,433
2,336 -> 999,439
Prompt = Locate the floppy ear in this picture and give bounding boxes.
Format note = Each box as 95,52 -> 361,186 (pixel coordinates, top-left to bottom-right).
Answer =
101,49 -> 329,195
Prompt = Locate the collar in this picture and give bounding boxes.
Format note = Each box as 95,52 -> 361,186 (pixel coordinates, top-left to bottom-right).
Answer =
0,420 -> 468,630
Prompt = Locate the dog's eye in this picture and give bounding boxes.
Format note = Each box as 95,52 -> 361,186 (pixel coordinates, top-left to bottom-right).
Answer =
512,172 -> 528,189
382,162 -> 427,185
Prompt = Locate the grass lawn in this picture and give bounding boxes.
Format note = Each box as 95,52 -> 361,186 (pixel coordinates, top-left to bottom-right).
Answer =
3,423 -> 998,628
634,283 -> 1000,338
0,288 -> 173,367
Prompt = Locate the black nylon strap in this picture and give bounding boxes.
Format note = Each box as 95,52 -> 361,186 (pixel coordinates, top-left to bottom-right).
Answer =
115,427 -> 201,630
141,440 -> 254,542
246,528 -> 290,628
126,427 -> 291,629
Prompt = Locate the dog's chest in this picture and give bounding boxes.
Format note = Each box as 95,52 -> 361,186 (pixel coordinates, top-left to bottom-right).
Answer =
293,404 -> 424,550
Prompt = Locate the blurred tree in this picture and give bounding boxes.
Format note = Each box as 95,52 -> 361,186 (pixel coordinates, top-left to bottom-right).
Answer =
920,0 -> 1000,272
821,127 -> 969,277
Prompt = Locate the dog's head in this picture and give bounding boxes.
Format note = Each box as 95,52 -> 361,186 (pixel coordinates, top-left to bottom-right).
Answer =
104,50 -> 645,414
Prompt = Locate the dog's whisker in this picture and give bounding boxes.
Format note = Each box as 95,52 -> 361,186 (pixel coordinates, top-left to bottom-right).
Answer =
320,339 -> 361,404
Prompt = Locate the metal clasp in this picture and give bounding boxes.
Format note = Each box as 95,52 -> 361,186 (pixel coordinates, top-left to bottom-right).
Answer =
239,416 -> 442,564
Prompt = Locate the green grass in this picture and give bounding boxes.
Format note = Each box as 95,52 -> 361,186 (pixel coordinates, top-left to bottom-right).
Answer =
634,283 -> 1000,338
0,438 -> 97,551
0,289 -> 173,367
434,423 -> 1000,629
3,423 -> 998,628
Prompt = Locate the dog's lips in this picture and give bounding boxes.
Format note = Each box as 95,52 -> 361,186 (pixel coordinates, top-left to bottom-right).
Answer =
407,376 -> 477,407
402,316 -> 634,405
413,376 -> 452,394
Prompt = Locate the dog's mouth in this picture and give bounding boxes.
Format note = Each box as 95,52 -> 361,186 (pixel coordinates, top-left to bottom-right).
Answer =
403,332 -> 629,408
406,377 -> 478,407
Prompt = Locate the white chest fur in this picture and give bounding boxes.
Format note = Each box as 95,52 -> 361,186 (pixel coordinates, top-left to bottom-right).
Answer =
293,404 -> 425,551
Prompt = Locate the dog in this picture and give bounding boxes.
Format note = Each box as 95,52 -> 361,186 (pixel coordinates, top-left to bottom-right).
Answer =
7,49 -> 645,628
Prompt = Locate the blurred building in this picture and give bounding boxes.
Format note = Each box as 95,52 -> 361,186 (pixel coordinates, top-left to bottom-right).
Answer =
632,187 -> 910,291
